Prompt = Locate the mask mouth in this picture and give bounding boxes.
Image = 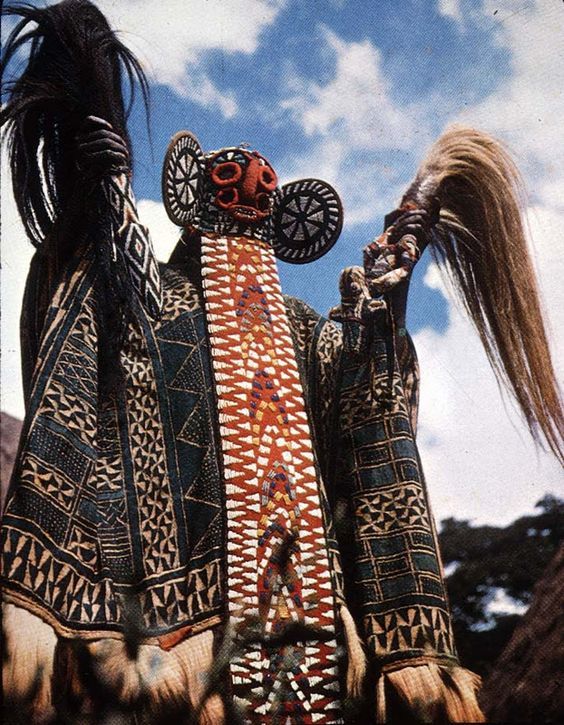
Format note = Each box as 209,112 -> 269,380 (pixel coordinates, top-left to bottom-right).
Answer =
231,206 -> 263,222
215,188 -> 271,223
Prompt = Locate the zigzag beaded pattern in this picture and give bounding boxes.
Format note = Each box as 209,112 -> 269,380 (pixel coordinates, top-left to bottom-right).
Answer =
201,236 -> 342,724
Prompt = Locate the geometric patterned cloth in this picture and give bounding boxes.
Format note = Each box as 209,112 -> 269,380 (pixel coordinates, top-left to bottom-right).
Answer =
104,174 -> 162,319
333,298 -> 458,669
1,238 -> 343,649
2,245 -> 225,638
2,232 -> 460,712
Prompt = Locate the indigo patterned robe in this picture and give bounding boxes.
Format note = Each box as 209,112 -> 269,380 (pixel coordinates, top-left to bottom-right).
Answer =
2,234 -> 457,672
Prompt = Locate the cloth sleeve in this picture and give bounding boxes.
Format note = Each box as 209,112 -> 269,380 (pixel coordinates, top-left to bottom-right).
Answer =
397,329 -> 420,436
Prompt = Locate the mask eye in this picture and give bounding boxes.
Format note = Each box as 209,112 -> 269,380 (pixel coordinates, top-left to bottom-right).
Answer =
256,193 -> 271,212
259,165 -> 278,191
211,161 -> 242,186
215,187 -> 239,209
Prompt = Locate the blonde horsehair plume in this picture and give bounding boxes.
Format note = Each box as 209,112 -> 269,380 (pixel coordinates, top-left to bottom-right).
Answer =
2,602 -> 58,721
376,663 -> 485,723
53,630 -> 224,723
402,126 -> 563,461
339,604 -> 367,698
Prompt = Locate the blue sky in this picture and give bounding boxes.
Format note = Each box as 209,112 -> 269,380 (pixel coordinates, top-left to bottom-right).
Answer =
122,0 -> 511,331
1,0 -> 563,537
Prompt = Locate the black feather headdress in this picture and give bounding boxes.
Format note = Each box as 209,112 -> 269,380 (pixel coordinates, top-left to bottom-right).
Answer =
1,0 -> 149,248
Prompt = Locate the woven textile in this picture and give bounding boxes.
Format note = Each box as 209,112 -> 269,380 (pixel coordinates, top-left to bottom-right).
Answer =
2,247 -> 226,638
2,233 -> 462,720
201,235 -> 341,722
1,238 -> 342,638
334,300 -> 457,669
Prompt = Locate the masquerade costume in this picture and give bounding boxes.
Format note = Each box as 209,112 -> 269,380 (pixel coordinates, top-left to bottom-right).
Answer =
2,2 -> 562,723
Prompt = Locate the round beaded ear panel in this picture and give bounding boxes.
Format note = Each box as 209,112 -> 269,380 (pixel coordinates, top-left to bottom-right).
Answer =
162,133 -> 344,263
162,131 -> 205,227
272,178 -> 343,264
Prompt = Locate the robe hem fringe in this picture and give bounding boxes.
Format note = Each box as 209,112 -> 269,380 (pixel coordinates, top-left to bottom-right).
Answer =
379,653 -> 460,673
375,661 -> 485,723
2,589 -> 222,644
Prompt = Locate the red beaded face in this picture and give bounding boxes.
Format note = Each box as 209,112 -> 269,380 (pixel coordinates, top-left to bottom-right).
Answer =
208,149 -> 278,224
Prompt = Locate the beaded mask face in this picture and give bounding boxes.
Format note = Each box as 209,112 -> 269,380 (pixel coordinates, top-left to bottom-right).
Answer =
162,131 -> 343,264
207,148 -> 278,223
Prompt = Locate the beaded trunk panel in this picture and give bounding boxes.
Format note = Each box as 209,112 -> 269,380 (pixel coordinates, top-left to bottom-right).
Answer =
201,236 -> 341,723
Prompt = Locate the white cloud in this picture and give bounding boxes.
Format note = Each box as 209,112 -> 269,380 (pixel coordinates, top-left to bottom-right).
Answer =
283,27 -> 415,149
2,0 -> 285,119
471,587 -> 529,630
0,156 -> 35,421
484,587 -> 528,618
437,0 -> 464,25
137,199 -> 182,262
460,0 -> 564,192
279,7 -> 564,535
282,27 -> 425,224
413,0 -> 564,527
526,202 -> 564,352
95,0 -> 286,118
173,71 -> 238,120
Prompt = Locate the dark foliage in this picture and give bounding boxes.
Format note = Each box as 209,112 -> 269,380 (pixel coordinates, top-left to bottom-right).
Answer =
439,494 -> 564,677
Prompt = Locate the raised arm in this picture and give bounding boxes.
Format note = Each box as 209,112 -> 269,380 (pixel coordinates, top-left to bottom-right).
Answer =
1,1 -> 161,397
